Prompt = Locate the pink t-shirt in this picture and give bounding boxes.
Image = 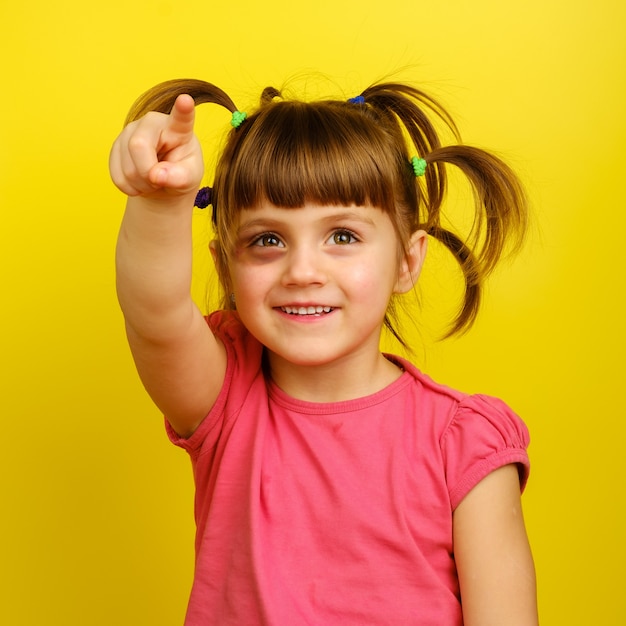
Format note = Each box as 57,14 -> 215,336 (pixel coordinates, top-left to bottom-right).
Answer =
167,311 -> 530,625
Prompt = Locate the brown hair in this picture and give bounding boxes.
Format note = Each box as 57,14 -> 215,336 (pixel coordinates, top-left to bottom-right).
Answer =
125,78 -> 528,341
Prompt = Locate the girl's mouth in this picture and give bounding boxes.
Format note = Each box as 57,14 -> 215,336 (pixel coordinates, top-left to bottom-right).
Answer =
280,306 -> 334,316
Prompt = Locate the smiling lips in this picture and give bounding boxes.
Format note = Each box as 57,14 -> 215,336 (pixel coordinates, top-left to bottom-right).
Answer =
280,306 -> 334,316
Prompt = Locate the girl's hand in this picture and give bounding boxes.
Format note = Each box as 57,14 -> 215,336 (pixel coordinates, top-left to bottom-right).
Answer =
109,93 -> 203,200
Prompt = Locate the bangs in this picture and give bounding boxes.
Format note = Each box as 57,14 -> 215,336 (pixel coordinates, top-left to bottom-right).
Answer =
218,101 -> 406,213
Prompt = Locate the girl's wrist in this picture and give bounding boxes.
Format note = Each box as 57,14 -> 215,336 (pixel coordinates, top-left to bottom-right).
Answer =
126,190 -> 198,215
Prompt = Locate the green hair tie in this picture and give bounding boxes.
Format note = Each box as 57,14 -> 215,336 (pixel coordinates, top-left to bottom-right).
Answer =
411,156 -> 427,177
231,110 -> 247,128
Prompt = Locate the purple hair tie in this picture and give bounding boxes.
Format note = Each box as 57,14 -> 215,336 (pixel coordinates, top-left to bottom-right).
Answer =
348,95 -> 365,104
194,186 -> 213,209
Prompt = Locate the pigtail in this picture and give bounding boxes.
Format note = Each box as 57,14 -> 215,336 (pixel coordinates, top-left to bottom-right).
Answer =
260,86 -> 282,104
124,78 -> 238,125
429,145 -> 528,270
428,225 -> 482,337
425,145 -> 528,337
360,83 -> 528,337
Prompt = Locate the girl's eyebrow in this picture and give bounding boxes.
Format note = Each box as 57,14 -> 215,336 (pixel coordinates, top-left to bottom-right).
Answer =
236,217 -> 284,233
237,210 -> 377,233
322,210 -> 377,227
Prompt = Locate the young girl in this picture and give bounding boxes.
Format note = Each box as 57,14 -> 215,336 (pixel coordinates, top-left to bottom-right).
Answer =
110,78 -> 538,625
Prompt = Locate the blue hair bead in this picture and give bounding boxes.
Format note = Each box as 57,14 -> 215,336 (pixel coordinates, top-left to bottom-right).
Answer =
347,95 -> 365,104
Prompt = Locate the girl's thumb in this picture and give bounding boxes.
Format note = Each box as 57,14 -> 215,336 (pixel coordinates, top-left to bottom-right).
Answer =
150,162 -> 195,192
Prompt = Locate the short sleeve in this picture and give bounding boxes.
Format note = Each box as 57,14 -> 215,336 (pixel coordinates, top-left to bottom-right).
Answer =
441,394 -> 530,510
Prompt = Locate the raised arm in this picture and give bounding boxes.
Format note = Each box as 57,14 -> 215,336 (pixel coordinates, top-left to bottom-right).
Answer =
110,94 -> 226,437
453,464 -> 539,625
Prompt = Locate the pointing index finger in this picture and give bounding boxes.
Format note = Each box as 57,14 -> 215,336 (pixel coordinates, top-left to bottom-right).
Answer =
164,93 -> 196,139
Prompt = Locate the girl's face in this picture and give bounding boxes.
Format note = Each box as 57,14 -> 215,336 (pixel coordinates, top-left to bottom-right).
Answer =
229,202 -> 426,376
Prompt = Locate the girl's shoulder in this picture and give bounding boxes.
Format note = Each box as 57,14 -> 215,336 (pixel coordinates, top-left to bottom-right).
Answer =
391,355 -> 528,439
391,355 -> 530,502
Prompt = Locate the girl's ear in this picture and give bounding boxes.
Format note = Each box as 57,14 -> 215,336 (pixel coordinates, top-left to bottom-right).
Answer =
209,239 -> 218,263
394,230 -> 428,294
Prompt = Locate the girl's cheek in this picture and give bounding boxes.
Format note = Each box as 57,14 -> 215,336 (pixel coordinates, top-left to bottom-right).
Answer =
350,264 -> 393,290
231,264 -> 272,294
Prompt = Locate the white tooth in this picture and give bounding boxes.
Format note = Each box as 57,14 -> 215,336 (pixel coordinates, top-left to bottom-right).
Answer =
282,305 -> 335,315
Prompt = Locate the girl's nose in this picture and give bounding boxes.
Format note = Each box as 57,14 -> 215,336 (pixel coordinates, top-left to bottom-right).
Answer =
281,247 -> 327,287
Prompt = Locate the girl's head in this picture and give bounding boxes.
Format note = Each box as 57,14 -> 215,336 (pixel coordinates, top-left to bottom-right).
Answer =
125,78 -> 528,341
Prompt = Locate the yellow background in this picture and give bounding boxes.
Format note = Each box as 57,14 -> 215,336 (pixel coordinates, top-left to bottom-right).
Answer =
1,0 -> 624,623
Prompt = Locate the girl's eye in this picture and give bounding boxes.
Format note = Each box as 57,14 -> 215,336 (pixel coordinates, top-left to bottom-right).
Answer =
252,233 -> 283,247
329,230 -> 358,245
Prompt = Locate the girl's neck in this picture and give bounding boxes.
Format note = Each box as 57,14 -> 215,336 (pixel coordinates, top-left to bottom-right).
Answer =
265,348 -> 404,403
